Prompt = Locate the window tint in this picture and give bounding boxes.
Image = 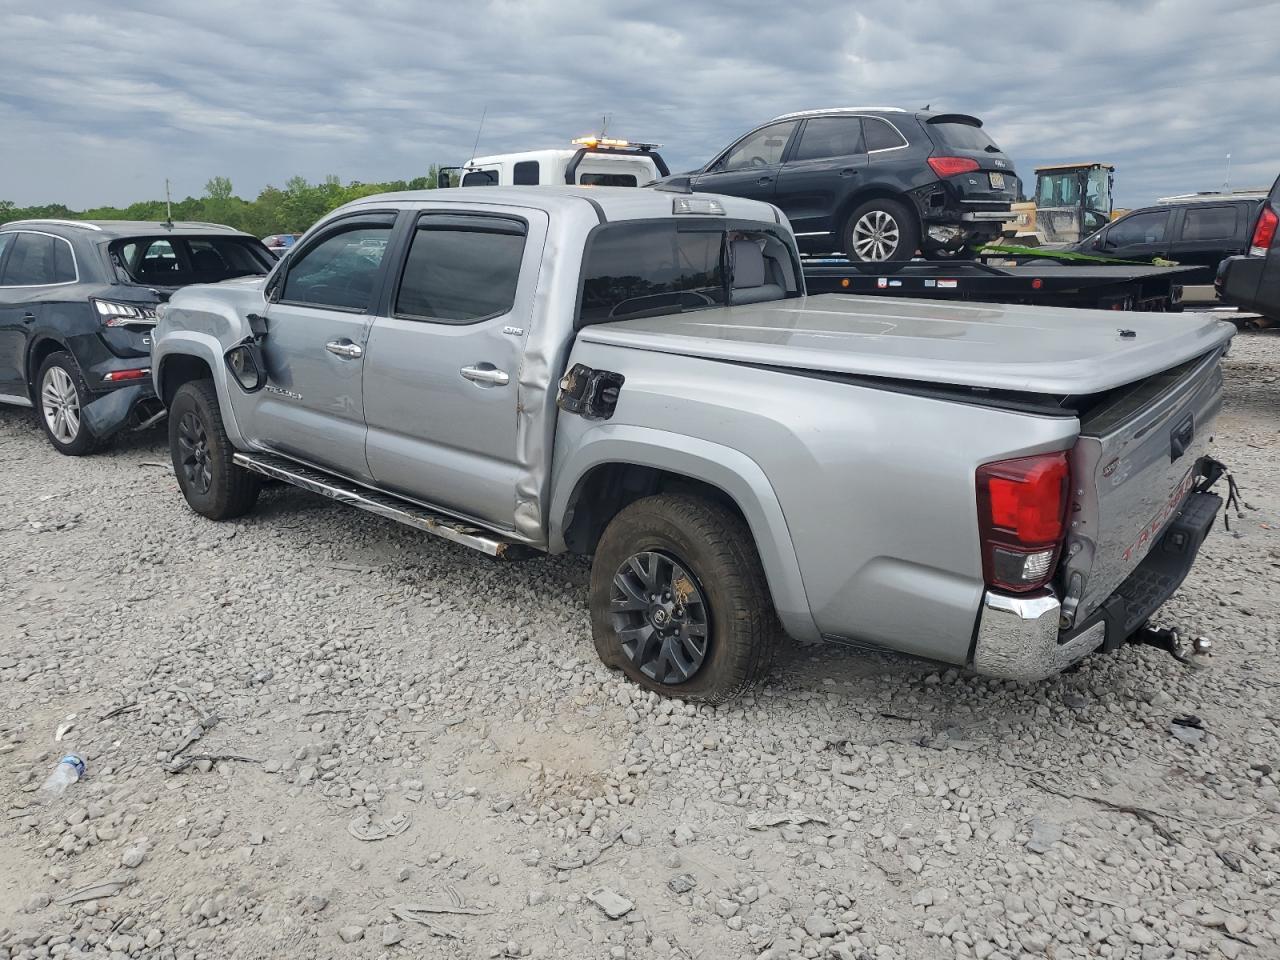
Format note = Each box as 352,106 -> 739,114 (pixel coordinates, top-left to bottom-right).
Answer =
863,117 -> 908,151
512,161 -> 540,186
0,233 -> 76,286
283,224 -> 391,310
579,222 -> 728,326
579,172 -> 638,187
1179,206 -> 1238,242
927,121 -> 998,152
395,217 -> 526,324
461,169 -> 498,186
792,117 -> 865,162
721,121 -> 797,172
1107,210 -> 1169,246
0,233 -> 12,271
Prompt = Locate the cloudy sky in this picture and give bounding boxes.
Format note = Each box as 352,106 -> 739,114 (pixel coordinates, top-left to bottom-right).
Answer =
2,0 -> 1276,210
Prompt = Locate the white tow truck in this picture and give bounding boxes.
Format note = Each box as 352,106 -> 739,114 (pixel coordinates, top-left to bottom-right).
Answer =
439,137 -> 670,189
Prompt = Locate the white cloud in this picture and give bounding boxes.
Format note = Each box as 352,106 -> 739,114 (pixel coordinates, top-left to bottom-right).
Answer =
2,0 -> 1276,207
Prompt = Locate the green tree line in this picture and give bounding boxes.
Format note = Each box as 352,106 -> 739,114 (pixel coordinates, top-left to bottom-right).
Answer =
0,166 -> 452,237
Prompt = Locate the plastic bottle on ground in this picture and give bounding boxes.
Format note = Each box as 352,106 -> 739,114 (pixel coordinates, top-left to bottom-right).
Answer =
38,754 -> 85,802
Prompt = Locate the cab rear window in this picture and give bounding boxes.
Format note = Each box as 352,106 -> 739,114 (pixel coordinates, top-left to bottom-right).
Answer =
111,236 -> 273,285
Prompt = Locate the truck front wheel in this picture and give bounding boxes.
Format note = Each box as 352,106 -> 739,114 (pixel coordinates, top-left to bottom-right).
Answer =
589,494 -> 778,703
168,379 -> 260,520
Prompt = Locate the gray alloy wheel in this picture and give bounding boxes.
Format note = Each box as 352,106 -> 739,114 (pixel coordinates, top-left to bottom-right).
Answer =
851,209 -> 903,261
40,365 -> 81,445
609,550 -> 711,685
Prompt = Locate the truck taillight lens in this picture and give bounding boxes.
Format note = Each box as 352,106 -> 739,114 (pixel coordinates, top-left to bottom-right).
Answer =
976,452 -> 1070,593
928,156 -> 981,178
1250,204 -> 1277,257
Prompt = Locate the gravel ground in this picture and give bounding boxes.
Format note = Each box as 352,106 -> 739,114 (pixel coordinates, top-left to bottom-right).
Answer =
1,330 -> 1278,960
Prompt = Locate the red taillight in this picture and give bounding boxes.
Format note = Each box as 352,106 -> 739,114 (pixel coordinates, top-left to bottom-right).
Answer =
928,156 -> 981,178
1250,204 -> 1277,257
102,368 -> 150,382
976,452 -> 1070,593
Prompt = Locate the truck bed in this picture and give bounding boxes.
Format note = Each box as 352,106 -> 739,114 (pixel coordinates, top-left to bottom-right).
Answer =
576,294 -> 1235,396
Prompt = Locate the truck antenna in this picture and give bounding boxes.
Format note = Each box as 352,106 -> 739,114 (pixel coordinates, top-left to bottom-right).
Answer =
164,178 -> 173,228
470,106 -> 487,161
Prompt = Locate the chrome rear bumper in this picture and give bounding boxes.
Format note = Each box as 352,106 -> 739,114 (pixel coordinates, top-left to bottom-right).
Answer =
971,590 -> 1105,682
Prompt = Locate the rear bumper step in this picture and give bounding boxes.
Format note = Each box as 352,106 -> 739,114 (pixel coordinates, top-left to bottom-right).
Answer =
971,489 -> 1221,681
232,451 -> 535,559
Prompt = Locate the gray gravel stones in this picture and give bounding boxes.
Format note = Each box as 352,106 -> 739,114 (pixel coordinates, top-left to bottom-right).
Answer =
1,333 -> 1279,959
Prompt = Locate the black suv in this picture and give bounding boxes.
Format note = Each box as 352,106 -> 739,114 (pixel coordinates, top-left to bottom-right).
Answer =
1217,174 -> 1280,322
0,220 -> 274,454
1070,193 -> 1266,285
665,108 -> 1018,261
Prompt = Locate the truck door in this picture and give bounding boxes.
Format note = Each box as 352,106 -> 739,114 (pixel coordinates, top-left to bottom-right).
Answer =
691,120 -> 797,206
239,212 -> 396,481
362,208 -> 547,530
774,116 -> 869,238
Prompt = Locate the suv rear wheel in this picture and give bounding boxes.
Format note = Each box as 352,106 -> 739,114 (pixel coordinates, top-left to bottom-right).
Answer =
168,379 -> 260,520
589,494 -> 778,703
36,352 -> 103,456
843,198 -> 920,262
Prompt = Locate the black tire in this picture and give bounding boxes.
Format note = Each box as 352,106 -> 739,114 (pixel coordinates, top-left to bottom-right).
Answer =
842,197 -> 921,262
168,379 -> 260,520
589,494 -> 778,703
35,351 -> 104,456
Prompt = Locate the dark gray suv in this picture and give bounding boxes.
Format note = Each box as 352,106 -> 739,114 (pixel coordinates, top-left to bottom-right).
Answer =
0,219 -> 274,454
668,107 -> 1018,261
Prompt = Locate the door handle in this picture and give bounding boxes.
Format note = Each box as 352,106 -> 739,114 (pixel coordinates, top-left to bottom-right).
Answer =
756,177 -> 773,187
839,168 -> 859,178
460,365 -> 509,386
21,313 -> 36,323
325,339 -> 363,359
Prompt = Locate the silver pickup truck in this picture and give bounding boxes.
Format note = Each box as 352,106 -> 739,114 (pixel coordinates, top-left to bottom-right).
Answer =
152,187 -> 1234,702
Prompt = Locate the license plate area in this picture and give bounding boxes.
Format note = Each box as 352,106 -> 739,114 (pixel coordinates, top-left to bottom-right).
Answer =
989,172 -> 1005,190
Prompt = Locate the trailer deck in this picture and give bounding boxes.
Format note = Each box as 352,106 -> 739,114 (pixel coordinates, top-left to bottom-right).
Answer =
801,257 -> 1200,311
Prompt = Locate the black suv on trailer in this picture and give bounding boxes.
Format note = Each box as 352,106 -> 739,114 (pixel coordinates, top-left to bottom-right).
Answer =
666,107 -> 1018,261
0,219 -> 274,455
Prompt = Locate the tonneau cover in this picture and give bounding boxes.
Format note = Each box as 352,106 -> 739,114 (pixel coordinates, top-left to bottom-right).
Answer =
576,294 -> 1235,395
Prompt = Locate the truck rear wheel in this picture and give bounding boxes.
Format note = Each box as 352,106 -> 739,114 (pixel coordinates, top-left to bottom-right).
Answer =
168,379 -> 260,520
589,494 -> 778,703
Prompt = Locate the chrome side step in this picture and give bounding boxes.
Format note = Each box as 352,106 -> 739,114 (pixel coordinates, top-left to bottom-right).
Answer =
232,451 -> 535,559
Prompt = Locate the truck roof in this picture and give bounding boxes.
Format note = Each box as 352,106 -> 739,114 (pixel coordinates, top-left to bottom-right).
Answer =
341,186 -> 784,225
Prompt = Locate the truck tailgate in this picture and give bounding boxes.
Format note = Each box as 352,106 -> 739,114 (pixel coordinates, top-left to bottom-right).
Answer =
1058,347 -> 1226,629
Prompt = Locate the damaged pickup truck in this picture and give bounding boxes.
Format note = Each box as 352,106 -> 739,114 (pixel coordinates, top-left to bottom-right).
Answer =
152,186 -> 1235,701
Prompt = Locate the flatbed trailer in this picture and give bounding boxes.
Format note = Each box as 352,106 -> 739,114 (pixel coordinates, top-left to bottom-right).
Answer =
801,257 -> 1200,311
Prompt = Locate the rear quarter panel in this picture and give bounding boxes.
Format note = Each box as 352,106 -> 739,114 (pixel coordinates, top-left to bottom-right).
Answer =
553,340 -> 1079,665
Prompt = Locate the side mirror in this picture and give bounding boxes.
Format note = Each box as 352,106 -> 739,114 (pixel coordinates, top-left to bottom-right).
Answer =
225,340 -> 267,393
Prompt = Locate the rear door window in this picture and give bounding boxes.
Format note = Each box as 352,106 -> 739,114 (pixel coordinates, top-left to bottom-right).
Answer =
1178,205 -> 1238,241
282,221 -> 393,311
0,232 -> 76,286
792,117 -> 865,161
1108,210 -> 1170,246
395,215 -> 527,324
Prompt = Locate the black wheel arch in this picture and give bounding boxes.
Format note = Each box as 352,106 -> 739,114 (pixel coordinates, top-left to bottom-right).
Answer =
561,463 -> 750,556
24,336 -> 72,402
158,353 -> 215,407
